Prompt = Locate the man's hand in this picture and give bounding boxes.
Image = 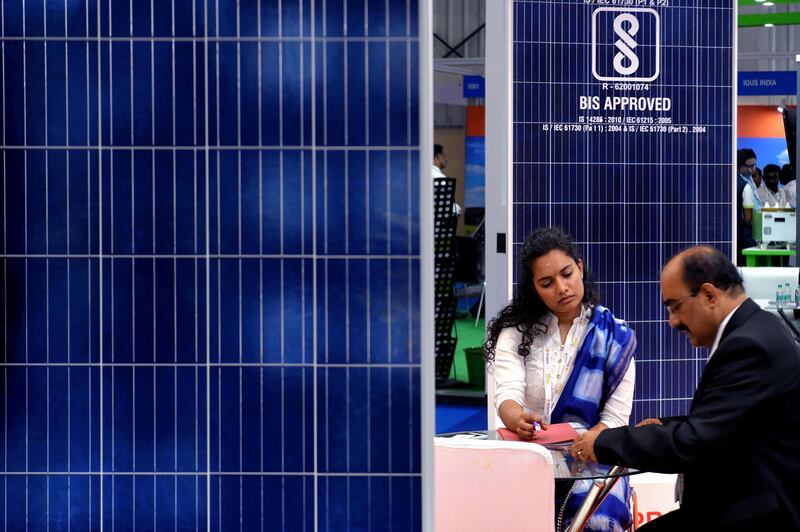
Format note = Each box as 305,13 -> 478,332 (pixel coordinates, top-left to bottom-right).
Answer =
569,430 -> 600,462
514,412 -> 547,441
636,418 -> 663,428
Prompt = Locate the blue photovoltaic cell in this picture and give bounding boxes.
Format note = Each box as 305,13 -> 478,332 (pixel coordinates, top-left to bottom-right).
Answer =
512,0 -> 733,422
0,0 -> 422,529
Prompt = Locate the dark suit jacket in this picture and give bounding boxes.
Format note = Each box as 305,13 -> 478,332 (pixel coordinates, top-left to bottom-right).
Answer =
595,299 -> 800,530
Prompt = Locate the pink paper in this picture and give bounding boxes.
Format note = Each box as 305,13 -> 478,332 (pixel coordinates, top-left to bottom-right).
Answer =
497,423 -> 579,445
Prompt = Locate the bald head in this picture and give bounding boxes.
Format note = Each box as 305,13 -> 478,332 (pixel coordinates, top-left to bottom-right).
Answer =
661,246 -> 746,348
663,246 -> 744,296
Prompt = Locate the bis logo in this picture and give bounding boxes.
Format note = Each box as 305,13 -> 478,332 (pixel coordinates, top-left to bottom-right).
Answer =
591,7 -> 660,82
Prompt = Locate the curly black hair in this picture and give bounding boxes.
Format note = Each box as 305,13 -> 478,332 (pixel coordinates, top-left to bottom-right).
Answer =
484,226 -> 599,363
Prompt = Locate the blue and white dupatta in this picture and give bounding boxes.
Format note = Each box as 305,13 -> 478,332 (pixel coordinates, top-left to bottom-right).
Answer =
551,305 -> 637,532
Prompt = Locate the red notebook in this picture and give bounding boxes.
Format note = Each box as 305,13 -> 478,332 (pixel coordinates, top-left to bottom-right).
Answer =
497,423 -> 579,445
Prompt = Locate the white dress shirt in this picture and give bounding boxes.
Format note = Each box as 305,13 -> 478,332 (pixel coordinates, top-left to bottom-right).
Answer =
709,302 -> 744,359
493,306 -> 636,428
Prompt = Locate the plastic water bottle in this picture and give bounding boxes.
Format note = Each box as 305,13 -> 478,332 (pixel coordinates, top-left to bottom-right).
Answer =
777,284 -> 783,308
788,284 -> 794,308
794,284 -> 800,308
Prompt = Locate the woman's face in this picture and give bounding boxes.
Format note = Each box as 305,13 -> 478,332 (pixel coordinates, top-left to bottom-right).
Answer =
530,249 -> 585,317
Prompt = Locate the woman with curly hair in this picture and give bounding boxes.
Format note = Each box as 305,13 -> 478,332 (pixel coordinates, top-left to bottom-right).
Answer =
485,226 -> 636,531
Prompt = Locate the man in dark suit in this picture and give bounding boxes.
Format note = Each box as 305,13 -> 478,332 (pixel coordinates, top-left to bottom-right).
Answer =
570,246 -> 800,530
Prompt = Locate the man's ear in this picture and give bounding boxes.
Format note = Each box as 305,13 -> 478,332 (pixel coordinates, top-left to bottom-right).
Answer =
699,282 -> 718,305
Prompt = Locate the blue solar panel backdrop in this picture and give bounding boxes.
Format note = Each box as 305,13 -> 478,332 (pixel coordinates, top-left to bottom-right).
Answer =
0,0 -> 423,529
512,0 -> 734,422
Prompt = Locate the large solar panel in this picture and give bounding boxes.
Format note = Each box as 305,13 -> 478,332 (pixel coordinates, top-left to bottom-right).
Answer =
0,0 -> 422,529
512,0 -> 734,422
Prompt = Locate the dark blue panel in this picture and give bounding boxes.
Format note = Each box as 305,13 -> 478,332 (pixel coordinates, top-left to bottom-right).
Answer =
347,0 -> 365,36
241,367 -> 261,471
176,475 -> 203,529
154,150 -> 175,254
262,259 -> 281,362
153,41 -> 174,146
27,150 -> 48,253
133,151 -> 154,254
3,1 -> 23,36
68,258 -> 92,362
176,259 -> 199,363
325,43 -> 345,145
134,366 -> 156,472
261,150 -> 281,254
347,151 -> 367,254
111,366 -> 134,471
389,0 -> 408,36
174,150 -> 196,253
48,259 -> 69,362
217,43 -> 238,145
132,43 -> 152,146
390,367 -> 414,472
388,44 -> 407,146
25,0 -> 44,36
281,0 -> 301,36
241,259 -> 261,361
318,368 -> 344,472
324,259 -> 347,363
47,41 -> 68,146
111,0 -> 131,36
283,366 -> 309,471
241,475 -> 261,529
261,42 -> 280,146
240,151 -> 260,254
154,476 -> 176,530
369,259 -> 389,363
367,0 -> 386,36
111,42 -> 132,145
28,476 -> 48,529
176,367 -> 199,471
112,150 -> 133,254
218,259 -> 240,362
152,0 -> 172,36
175,42 -> 196,145
47,151 -> 69,253
389,151 -> 410,254
347,43 -> 366,146
69,368 -> 93,471
133,259 -> 155,363
283,150 -> 303,254
368,368 -> 389,470
367,42 -> 387,146
5,476 -> 26,530
66,151 -> 91,253
155,367 -> 176,472
132,0 -> 150,36
261,366 -> 283,471
240,42 -> 260,145
100,43 -> 111,145
48,474 -> 69,527
218,150 -> 239,254
390,259 -> 411,363
4,43 -> 24,145
28,367 -> 48,471
106,475 -> 133,529
348,260 -> 368,364
6,367 -> 27,470
368,151 -> 388,253
155,259 -> 175,363
282,42 -> 303,146
283,259 -> 307,364
27,259 -> 48,362
324,150 -> 345,254
218,366 -> 241,471
109,259 -> 133,362
348,368 -> 369,471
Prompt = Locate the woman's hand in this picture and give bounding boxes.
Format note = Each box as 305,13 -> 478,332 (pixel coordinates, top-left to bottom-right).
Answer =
514,412 -> 547,440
